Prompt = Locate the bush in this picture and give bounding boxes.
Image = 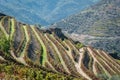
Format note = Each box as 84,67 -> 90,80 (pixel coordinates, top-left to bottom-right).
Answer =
0,32 -> 10,53
0,63 -> 80,80
109,75 -> 120,80
75,42 -> 84,49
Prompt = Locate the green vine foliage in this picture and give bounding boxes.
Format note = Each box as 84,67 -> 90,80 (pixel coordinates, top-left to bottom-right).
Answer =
0,63 -> 80,80
0,30 -> 10,53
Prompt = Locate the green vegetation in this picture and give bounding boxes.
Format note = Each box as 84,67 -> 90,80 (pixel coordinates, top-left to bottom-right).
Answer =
97,74 -> 120,80
97,73 -> 108,80
0,29 -> 10,53
20,26 -> 30,57
0,63 -> 80,80
0,15 -> 120,80
75,42 -> 84,49
53,0 -> 120,59
109,75 -> 120,80
10,19 -> 15,40
31,26 -> 47,66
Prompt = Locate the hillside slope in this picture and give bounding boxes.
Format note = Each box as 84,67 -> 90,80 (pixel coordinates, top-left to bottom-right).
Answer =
52,0 -> 120,59
0,0 -> 100,25
0,14 -> 120,80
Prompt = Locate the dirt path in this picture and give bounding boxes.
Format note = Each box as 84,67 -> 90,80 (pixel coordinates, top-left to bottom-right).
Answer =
0,56 -> 6,61
51,36 -> 92,79
31,26 -> 47,66
87,47 -> 111,77
75,48 -> 92,80
92,60 -> 97,75
0,22 -> 9,39
67,40 -> 79,53
63,41 -> 71,53
10,50 -> 27,66
45,34 -> 70,74
102,51 -> 120,72
47,61 -> 58,72
63,41 -> 75,63
96,50 -> 117,74
20,25 -> 30,58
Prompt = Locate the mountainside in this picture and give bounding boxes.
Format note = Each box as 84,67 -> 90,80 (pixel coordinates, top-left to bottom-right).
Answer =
0,0 -> 100,25
51,0 -> 120,59
0,14 -> 120,80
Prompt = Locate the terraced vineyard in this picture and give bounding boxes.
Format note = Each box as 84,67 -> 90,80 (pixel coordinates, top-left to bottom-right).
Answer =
0,15 -> 120,80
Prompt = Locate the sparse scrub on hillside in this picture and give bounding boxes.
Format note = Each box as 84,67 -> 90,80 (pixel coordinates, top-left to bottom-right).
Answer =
0,15 -> 120,80
75,42 -> 85,49
109,75 -> 120,80
52,0 -> 120,59
97,73 -> 108,80
0,30 -> 10,54
0,63 -> 80,80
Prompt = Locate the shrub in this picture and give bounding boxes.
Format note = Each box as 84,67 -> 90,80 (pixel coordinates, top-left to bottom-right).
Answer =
0,31 -> 10,53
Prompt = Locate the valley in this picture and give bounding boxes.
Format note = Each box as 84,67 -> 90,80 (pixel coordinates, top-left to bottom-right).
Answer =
52,0 -> 120,59
0,14 -> 120,80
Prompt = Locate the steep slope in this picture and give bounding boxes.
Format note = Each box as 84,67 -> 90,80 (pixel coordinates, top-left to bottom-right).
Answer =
0,14 -> 120,80
52,0 -> 120,59
0,0 -> 100,25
